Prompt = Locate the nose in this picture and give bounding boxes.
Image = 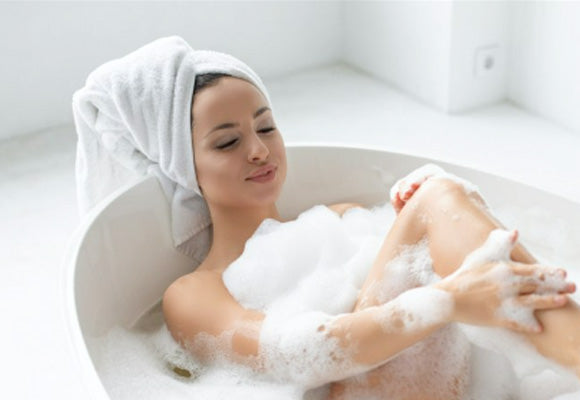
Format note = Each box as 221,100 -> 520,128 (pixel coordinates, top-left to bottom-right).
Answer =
248,132 -> 269,163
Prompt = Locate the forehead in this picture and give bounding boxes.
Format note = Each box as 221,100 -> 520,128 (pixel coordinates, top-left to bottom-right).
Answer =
192,77 -> 267,121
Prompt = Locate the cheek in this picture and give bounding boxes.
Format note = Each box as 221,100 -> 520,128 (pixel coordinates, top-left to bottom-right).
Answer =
274,140 -> 287,173
196,156 -> 239,192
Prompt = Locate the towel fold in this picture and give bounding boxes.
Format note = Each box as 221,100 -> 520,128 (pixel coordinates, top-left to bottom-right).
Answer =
72,35 -> 273,265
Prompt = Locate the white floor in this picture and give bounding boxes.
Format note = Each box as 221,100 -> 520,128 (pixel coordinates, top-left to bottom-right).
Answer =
1,63 -> 579,399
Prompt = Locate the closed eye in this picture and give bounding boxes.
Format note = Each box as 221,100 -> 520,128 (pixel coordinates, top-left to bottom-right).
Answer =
216,139 -> 237,149
216,128 -> 276,150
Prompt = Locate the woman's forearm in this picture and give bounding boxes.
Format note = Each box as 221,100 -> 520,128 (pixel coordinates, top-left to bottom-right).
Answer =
328,286 -> 453,366
258,286 -> 454,388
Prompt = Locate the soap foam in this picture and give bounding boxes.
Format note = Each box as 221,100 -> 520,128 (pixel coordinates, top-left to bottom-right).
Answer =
259,310 -> 368,390
446,228 -> 572,333
90,200 -> 580,399
369,239 -> 455,332
374,286 -> 454,333
389,163 -> 484,209
91,305 -> 308,400
346,239 -> 472,400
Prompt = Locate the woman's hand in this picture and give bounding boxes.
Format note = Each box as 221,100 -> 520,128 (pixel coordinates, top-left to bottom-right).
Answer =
390,164 -> 446,214
434,229 -> 576,333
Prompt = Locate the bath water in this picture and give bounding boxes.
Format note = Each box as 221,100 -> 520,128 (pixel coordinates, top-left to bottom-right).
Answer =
90,200 -> 580,400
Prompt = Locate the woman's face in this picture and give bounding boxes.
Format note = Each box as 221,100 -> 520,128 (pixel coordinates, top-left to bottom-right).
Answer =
191,77 -> 287,209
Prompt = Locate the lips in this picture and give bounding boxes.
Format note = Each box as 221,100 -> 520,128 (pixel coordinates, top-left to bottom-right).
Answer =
247,164 -> 276,180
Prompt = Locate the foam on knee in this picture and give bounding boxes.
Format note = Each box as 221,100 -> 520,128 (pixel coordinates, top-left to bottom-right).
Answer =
390,163 -> 484,204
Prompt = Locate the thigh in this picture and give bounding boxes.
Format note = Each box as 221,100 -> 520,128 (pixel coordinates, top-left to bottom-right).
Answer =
353,193 -> 428,311
352,176 -> 529,311
335,186 -> 470,400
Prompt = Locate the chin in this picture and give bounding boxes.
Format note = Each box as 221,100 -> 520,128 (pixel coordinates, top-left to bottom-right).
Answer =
247,188 -> 281,206
250,193 -> 280,206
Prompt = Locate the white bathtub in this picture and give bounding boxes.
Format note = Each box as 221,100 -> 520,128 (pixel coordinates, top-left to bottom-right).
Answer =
61,143 -> 580,399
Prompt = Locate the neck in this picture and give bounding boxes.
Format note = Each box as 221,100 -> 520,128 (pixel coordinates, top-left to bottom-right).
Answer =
203,202 -> 284,272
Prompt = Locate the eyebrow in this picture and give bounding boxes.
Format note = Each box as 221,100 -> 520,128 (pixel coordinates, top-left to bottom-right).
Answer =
204,106 -> 271,138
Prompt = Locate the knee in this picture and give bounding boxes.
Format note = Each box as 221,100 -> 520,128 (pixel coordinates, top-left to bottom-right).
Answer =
410,177 -> 466,210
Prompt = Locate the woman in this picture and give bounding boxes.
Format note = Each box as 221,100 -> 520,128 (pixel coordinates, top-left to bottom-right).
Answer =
162,72 -> 580,399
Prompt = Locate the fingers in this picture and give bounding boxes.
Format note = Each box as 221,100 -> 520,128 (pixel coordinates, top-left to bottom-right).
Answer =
517,281 -> 538,295
509,229 -> 518,244
399,175 -> 432,201
517,293 -> 569,310
510,263 -> 565,278
390,164 -> 446,210
401,182 -> 420,201
391,183 -> 421,214
502,317 -> 543,334
509,263 -> 574,294
497,299 -> 544,333
500,273 -> 574,335
389,180 -> 401,203
509,262 -> 536,276
391,192 -> 405,214
390,179 -> 406,213
479,229 -> 520,261
501,293 -> 569,334
512,275 -> 572,295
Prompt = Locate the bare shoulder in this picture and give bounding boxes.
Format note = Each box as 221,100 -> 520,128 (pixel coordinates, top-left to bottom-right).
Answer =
165,268 -> 220,290
327,202 -> 365,217
163,269 -> 230,312
162,270 -> 230,339
162,268 -> 265,359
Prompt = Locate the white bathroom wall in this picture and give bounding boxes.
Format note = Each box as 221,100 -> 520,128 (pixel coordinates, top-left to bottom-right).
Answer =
343,0 -> 509,114
3,1 -> 579,143
447,1 -> 509,112
508,1 -> 580,133
343,1 -> 454,111
342,0 -> 580,134
0,1 -> 342,141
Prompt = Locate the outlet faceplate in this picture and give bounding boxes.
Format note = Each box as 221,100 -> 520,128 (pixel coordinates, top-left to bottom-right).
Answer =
474,45 -> 500,78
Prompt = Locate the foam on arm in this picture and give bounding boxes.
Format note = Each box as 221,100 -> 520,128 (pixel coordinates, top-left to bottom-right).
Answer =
258,286 -> 454,389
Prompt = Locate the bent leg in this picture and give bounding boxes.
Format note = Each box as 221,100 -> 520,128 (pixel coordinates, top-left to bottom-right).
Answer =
353,179 -> 538,310
330,181 -> 471,400
387,178 -> 580,376
330,177 -> 580,400
412,178 -> 580,375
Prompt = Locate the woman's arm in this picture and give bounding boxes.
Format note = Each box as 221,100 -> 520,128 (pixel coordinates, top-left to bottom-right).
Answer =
162,238 -> 573,389
162,270 -> 454,388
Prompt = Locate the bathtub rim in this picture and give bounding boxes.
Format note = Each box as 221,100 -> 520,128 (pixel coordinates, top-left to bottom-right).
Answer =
285,141 -> 579,205
60,174 -> 146,400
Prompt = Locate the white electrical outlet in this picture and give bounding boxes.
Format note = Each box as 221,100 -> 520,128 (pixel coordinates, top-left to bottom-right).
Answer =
474,45 -> 500,78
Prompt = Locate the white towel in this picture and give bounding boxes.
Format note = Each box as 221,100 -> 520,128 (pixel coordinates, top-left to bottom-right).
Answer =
71,35 -> 273,264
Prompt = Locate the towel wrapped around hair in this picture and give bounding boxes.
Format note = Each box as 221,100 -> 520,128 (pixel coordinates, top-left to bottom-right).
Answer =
71,35 -> 273,264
